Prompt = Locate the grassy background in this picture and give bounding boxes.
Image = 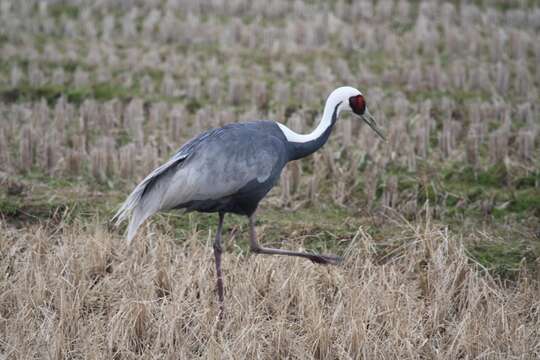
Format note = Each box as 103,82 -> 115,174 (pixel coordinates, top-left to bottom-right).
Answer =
0,0 -> 539,358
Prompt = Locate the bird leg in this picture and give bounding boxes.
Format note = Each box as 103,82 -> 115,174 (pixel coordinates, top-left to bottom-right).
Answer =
213,212 -> 225,319
248,214 -> 342,265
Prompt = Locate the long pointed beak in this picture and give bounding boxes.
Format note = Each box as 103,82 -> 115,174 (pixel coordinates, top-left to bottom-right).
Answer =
360,109 -> 386,141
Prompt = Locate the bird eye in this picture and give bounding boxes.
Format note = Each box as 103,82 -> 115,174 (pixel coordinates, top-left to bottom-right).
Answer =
349,95 -> 366,115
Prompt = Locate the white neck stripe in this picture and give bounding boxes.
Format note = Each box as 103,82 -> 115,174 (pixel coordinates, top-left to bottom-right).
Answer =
276,86 -> 361,143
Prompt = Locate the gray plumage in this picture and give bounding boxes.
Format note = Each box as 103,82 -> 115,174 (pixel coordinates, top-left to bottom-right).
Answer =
113,121 -> 288,243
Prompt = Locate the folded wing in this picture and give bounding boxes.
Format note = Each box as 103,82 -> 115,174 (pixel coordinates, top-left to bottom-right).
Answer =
113,123 -> 282,244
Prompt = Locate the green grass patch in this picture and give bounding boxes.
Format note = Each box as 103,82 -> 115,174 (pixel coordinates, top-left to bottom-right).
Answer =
509,189 -> 540,215
0,83 -> 135,104
47,3 -> 80,19
445,163 -> 509,188
0,196 -> 21,217
469,240 -> 537,280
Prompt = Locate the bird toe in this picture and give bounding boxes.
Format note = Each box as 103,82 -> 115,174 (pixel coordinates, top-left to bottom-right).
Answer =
309,254 -> 343,265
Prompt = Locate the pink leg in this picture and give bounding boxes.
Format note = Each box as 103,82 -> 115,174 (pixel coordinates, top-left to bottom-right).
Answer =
248,214 -> 342,265
213,212 -> 225,319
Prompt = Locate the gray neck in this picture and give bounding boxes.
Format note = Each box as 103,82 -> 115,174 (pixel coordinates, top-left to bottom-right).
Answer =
285,102 -> 341,161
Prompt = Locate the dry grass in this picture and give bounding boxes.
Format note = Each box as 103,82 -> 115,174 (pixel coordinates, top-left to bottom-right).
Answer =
0,0 -> 539,358
1,214 -> 538,359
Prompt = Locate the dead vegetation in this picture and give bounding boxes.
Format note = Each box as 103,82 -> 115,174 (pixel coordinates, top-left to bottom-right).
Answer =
0,1 -> 538,205
0,0 -> 539,358
1,215 -> 538,359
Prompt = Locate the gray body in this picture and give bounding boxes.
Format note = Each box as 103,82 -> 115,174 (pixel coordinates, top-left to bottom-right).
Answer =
169,121 -> 289,216
113,111 -> 339,243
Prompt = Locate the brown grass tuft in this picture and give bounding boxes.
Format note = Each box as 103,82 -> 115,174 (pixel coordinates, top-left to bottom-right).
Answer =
1,218 -> 538,358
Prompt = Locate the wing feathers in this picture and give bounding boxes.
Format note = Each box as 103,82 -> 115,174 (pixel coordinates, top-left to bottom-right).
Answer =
112,128 -> 221,243
112,123 -> 283,244
112,153 -> 187,244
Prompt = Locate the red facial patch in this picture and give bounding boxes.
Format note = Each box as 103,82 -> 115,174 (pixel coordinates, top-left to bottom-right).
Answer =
350,95 -> 366,115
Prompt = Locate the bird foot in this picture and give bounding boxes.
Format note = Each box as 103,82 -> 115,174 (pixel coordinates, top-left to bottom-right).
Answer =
308,253 -> 343,265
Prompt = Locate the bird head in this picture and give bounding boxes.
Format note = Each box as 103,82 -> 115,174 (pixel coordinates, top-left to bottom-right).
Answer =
331,86 -> 385,141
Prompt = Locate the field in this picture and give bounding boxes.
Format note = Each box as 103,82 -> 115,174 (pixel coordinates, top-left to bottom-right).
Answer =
0,0 -> 539,358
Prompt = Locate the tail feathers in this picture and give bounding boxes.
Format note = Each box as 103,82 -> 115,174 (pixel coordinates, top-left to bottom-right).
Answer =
126,205 -> 154,245
112,152 -> 188,243
112,184 -> 161,245
112,185 -> 143,226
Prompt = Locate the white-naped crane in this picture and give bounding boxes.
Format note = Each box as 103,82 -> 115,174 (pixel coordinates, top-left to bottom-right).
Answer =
113,86 -> 385,316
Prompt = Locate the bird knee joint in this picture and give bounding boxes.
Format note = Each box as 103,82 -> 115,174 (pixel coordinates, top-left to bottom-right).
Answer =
213,243 -> 222,253
250,246 -> 262,254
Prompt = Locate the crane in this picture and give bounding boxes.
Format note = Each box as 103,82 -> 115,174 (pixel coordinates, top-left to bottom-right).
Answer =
113,86 -> 385,316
